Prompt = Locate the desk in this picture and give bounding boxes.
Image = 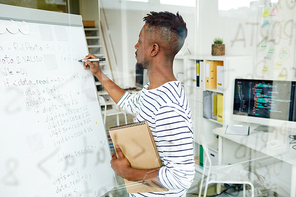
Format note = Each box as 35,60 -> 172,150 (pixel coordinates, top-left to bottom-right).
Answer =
213,127 -> 296,197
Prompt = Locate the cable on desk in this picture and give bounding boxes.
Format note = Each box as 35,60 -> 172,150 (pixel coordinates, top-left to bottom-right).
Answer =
187,184 -> 243,197
208,184 -> 242,197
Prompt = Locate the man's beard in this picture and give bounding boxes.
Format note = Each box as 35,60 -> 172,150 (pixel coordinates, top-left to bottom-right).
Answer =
135,62 -> 145,87
136,60 -> 149,70
136,62 -> 144,70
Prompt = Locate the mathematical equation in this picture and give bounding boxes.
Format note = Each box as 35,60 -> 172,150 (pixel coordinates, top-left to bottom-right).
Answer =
1,136 -> 112,197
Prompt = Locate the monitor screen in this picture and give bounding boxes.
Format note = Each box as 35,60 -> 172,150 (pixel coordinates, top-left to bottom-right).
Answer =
233,79 -> 296,123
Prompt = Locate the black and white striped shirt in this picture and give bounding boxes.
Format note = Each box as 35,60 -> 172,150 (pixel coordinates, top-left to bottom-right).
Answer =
117,81 -> 195,197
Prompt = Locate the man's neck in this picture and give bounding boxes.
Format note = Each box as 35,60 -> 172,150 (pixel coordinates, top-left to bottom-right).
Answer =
146,60 -> 177,90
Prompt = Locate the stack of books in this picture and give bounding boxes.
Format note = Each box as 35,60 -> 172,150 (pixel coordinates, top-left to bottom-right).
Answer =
203,91 -> 223,123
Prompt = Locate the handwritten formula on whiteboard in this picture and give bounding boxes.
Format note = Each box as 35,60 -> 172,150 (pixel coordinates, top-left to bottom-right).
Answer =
0,18 -> 115,197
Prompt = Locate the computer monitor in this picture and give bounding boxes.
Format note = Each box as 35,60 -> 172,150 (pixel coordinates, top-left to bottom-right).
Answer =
232,79 -> 296,128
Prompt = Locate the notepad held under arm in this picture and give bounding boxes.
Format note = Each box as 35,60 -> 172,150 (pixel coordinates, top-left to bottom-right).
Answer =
109,121 -> 168,193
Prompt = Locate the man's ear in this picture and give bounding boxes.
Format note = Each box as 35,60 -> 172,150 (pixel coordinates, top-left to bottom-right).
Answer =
151,43 -> 159,57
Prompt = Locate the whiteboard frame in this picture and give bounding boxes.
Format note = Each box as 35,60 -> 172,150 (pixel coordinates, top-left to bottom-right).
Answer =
0,3 -> 82,27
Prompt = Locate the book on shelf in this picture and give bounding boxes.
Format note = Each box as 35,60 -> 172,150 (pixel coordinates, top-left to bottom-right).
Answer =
217,94 -> 223,123
216,65 -> 224,91
203,90 -> 212,119
196,60 -> 202,87
109,121 -> 168,193
205,61 -> 215,89
205,61 -> 223,89
177,72 -> 184,86
191,62 -> 196,87
107,131 -> 115,157
211,93 -> 218,120
203,91 -> 220,121
199,145 -> 203,167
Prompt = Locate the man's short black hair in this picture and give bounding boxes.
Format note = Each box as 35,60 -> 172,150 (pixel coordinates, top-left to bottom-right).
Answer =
143,11 -> 188,57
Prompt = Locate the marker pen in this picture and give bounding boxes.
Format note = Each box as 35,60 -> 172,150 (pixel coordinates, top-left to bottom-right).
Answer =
78,58 -> 106,62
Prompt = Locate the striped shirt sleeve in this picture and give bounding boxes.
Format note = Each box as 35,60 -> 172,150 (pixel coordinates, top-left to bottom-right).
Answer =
155,106 -> 195,190
117,91 -> 141,115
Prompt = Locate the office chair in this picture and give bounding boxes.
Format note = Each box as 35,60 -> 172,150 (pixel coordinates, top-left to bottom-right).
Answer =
98,95 -> 127,126
198,133 -> 254,197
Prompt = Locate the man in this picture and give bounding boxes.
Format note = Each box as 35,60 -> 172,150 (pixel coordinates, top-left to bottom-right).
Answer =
84,11 -> 195,197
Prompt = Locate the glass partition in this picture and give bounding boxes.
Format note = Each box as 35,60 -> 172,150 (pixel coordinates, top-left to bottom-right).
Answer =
0,0 -> 295,196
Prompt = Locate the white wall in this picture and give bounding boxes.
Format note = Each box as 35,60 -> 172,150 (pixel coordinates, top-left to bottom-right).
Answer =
197,0 -> 260,56
102,8 -> 143,88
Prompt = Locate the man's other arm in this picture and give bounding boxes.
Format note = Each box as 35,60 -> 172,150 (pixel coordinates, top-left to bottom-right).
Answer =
111,146 -> 161,185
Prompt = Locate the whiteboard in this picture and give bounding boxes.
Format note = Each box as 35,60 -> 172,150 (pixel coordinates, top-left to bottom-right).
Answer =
0,4 -> 116,197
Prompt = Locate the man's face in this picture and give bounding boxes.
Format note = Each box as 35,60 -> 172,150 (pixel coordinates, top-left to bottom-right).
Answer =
134,24 -> 151,70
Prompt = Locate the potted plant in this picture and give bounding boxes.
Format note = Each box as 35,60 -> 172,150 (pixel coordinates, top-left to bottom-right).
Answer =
212,38 -> 225,56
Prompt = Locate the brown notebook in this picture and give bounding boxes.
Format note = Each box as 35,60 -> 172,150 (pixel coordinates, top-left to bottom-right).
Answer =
109,121 -> 168,193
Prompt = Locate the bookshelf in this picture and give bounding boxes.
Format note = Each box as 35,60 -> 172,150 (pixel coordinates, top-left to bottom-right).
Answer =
174,55 -> 253,164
